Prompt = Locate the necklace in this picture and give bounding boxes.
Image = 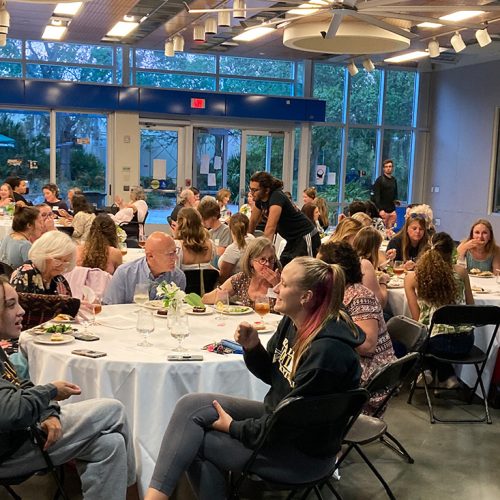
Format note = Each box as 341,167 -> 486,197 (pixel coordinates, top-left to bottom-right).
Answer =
12,231 -> 30,241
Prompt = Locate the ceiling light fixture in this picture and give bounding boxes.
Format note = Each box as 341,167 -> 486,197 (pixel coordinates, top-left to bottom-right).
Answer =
53,2 -> 82,17
164,40 -> 174,57
450,31 -> 466,53
193,24 -> 206,42
173,34 -> 185,52
362,58 -> 375,72
106,21 -> 139,38
427,39 -> 440,58
233,26 -> 274,42
417,22 -> 443,29
42,25 -> 67,40
205,17 -> 217,35
233,0 -> 246,20
218,11 -> 231,28
384,51 -> 429,64
440,11 -> 484,23
347,60 -> 358,76
476,28 -> 492,48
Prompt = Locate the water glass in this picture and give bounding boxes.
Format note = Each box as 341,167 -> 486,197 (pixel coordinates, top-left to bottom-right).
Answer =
496,269 -> 500,285
214,289 -> 229,323
170,314 -> 190,352
133,283 -> 149,308
137,309 -> 154,347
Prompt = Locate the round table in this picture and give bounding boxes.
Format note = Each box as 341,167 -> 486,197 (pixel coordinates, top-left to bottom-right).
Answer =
20,304 -> 278,495
387,275 -> 500,394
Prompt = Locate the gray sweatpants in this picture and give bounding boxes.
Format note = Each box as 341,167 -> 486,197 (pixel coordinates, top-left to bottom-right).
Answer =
149,393 -> 333,500
1,398 -> 136,500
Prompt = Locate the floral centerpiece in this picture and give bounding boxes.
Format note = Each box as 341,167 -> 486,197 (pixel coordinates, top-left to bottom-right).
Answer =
156,281 -> 186,311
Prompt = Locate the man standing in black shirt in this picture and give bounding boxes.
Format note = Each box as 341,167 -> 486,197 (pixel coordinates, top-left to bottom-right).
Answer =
248,171 -> 320,266
373,159 -> 398,229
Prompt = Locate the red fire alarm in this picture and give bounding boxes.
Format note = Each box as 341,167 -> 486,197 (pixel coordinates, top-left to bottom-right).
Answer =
191,98 -> 206,109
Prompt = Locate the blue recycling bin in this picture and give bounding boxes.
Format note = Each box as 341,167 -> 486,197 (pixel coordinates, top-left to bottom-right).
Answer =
394,205 -> 406,232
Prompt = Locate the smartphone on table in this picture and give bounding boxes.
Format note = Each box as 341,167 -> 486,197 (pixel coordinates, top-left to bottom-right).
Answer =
72,349 -> 107,358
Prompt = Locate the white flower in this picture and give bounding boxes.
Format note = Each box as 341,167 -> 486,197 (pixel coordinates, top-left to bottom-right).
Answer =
156,281 -> 185,308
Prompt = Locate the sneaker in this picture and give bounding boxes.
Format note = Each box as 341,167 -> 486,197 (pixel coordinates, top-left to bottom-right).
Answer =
438,376 -> 460,390
416,370 -> 433,387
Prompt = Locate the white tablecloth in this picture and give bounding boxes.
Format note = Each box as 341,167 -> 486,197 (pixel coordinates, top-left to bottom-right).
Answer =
20,304 -> 276,496
387,276 -> 500,393
0,218 -> 12,241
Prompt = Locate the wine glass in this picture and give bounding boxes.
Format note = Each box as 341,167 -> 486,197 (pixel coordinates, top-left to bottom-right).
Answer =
170,314 -> 190,352
214,289 -> 229,323
137,309 -> 154,347
254,294 -> 270,324
138,234 -> 147,250
91,296 -> 102,326
393,260 -> 405,277
133,283 -> 149,310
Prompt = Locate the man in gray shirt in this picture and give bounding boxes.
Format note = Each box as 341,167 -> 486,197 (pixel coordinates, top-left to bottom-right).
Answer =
103,232 -> 186,304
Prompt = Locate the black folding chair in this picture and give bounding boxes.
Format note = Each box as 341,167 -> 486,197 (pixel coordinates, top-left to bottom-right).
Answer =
335,353 -> 420,500
184,268 -> 220,296
407,305 -> 500,424
386,315 -> 428,356
0,426 -> 68,500
229,389 -> 369,500
0,261 -> 14,279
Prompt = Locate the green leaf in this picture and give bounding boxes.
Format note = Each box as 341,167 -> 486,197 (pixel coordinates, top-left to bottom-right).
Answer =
184,293 -> 203,307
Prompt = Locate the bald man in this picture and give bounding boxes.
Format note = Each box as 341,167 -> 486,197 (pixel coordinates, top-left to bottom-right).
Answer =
103,232 -> 186,305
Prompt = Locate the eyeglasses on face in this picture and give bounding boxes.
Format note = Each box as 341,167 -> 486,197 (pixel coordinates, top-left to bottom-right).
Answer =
409,213 -> 426,220
254,256 -> 275,265
249,187 -> 261,193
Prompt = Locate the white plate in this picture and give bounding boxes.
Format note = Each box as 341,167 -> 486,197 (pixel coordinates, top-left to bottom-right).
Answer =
473,289 -> 492,294
185,308 -> 214,316
254,324 -> 276,334
469,273 -> 494,278
50,318 -> 76,324
220,306 -> 254,315
387,281 -> 404,289
34,334 -> 75,345
142,300 -> 165,310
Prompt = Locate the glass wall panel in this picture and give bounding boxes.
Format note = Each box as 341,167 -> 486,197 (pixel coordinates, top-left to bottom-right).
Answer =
26,64 -> 113,83
26,41 -> 114,65
0,39 -> 22,58
384,71 -> 416,127
0,62 -> 22,78
0,110 -> 50,203
135,71 -> 216,91
345,128 -> 377,201
219,78 -> 293,96
382,129 -> 412,203
135,50 -> 216,73
349,70 -> 381,125
55,112 -> 107,207
313,64 -> 344,123
219,56 -> 293,79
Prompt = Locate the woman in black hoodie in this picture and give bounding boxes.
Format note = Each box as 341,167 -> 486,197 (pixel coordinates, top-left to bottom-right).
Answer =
146,257 -> 364,500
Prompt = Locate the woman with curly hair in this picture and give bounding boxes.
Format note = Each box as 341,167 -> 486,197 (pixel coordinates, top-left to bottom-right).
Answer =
70,194 -> 96,242
76,214 -> 123,275
218,213 -> 254,282
317,240 -> 396,414
405,232 -> 474,389
175,207 -> 215,270
457,218 -> 500,273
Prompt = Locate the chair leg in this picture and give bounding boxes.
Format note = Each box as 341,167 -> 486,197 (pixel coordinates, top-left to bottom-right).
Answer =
381,432 -> 414,464
407,372 -> 418,404
52,465 -> 68,500
312,484 -> 324,500
324,480 -> 344,500
2,485 -> 22,500
353,444 -> 396,500
421,371 -> 436,424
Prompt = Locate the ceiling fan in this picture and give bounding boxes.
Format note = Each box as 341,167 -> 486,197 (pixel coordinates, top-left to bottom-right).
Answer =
184,0 -> 500,55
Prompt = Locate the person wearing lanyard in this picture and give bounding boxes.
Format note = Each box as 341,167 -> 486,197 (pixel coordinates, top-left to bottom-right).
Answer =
248,172 -> 321,267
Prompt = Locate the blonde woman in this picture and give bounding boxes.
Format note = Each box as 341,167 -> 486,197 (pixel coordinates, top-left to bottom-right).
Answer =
216,188 -> 232,222
328,217 -> 363,245
145,257 -> 364,500
114,186 -> 148,224
0,183 -> 14,207
218,213 -> 254,282
175,207 -> 215,270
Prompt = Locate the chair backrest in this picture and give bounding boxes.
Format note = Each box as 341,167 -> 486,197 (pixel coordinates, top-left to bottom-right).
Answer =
364,353 -> 420,418
262,389 -> 369,458
0,261 -> 14,279
18,293 -> 81,330
63,266 -> 112,300
184,268 -> 220,296
430,305 -> 500,329
387,315 -> 428,352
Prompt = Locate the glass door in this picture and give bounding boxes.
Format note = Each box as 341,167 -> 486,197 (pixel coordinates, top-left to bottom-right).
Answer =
239,130 -> 293,205
140,126 -> 183,225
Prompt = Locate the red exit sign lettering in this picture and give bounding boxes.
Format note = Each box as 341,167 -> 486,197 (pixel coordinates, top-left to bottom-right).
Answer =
191,98 -> 206,109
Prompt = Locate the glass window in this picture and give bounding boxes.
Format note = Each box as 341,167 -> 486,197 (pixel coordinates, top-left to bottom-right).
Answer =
0,38 -> 22,59
382,130 -> 412,203
309,126 -> 343,206
0,62 -> 22,78
0,110 -> 50,204
313,64 -> 344,123
349,70 -> 381,125
219,77 -> 293,96
345,128 -> 377,202
26,64 -> 113,83
55,112 -> 107,207
219,56 -> 293,79
135,50 -> 216,73
135,71 -> 216,91
295,61 -> 304,97
384,71 -> 416,127
26,41 -> 114,65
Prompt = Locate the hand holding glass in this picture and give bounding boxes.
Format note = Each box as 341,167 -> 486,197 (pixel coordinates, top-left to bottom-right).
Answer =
137,309 -> 154,347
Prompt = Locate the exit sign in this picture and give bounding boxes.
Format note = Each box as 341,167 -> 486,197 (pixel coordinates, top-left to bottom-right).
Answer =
191,98 -> 206,109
